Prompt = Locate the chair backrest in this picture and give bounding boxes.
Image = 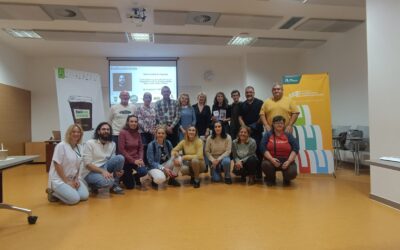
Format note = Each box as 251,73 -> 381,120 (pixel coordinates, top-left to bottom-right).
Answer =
347,129 -> 363,138
344,129 -> 367,151
356,125 -> 369,138
332,125 -> 352,137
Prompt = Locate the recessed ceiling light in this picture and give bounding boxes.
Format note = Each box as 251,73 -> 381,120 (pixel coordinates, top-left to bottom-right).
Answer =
55,8 -> 77,18
227,35 -> 256,46
129,32 -> 153,42
3,28 -> 42,39
193,15 -> 212,23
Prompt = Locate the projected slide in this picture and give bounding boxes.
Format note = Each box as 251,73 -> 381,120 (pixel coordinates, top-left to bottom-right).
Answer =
109,60 -> 177,105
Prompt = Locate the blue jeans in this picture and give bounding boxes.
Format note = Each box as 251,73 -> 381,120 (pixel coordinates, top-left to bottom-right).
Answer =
85,155 -> 125,189
52,180 -> 89,205
210,156 -> 231,182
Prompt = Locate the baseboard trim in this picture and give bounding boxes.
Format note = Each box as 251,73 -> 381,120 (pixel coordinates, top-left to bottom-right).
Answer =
370,194 -> 400,210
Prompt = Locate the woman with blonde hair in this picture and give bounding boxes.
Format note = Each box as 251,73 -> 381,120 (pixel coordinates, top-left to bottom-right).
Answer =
147,126 -> 182,188
46,124 -> 89,205
178,93 -> 196,141
193,92 -> 211,140
172,126 -> 205,188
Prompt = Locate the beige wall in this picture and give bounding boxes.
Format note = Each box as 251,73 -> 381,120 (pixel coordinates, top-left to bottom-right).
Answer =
28,56 -> 245,140
244,52 -> 301,101
299,23 -> 368,127
367,1 -> 400,158
367,0 -> 400,205
0,41 -> 28,89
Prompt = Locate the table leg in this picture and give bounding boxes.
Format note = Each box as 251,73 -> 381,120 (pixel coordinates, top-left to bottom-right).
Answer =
0,171 -> 3,203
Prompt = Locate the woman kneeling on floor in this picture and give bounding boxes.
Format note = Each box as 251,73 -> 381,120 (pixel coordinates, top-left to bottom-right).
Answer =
147,126 -> 182,188
172,126 -> 205,188
47,124 -> 89,205
118,115 -> 148,189
260,115 -> 299,186
232,126 -> 259,185
205,121 -> 232,184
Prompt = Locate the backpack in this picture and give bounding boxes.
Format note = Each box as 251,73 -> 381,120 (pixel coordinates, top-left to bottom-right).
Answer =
338,132 -> 347,150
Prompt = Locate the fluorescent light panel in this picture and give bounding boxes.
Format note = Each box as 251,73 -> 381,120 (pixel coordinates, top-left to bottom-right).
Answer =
130,33 -> 153,42
3,28 -> 41,38
227,36 -> 255,46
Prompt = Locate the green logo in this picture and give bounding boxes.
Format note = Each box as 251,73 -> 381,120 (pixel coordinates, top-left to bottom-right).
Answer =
282,74 -> 301,84
74,109 -> 90,119
58,68 -> 65,79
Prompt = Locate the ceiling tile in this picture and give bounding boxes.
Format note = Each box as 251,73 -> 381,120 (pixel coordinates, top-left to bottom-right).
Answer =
0,3 -> 52,21
154,33 -> 231,45
153,10 -> 188,25
296,18 -> 363,32
79,7 -> 121,23
35,30 -> 128,43
216,14 -> 283,30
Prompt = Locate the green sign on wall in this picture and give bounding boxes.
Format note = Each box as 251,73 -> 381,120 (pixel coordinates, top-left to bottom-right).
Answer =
57,68 -> 65,79
282,74 -> 301,84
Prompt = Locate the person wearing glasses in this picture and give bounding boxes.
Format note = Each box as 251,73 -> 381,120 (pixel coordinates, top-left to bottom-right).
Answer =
260,116 -> 299,187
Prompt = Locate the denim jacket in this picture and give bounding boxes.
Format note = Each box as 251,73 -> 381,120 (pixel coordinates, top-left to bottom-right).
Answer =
146,139 -> 173,170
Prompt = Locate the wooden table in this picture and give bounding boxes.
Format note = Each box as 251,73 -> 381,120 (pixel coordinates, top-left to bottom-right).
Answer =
0,155 -> 39,224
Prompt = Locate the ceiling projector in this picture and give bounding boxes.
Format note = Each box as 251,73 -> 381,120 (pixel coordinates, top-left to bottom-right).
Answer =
128,7 -> 146,22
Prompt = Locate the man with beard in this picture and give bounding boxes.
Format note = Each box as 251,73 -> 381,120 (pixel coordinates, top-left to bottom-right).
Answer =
260,83 -> 299,133
155,86 -> 180,146
239,86 -> 264,180
82,122 -> 125,194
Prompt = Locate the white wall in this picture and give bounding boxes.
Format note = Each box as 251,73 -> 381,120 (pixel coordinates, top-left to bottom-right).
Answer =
244,53 -> 301,101
28,56 -> 244,140
367,0 -> 400,206
28,56 -> 108,140
27,29 -> 369,141
298,23 -> 369,127
367,1 -> 400,159
0,41 -> 28,89
178,57 -> 244,105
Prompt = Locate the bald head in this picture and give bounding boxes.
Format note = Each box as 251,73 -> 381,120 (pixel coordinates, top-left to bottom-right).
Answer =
272,83 -> 283,100
119,91 -> 130,106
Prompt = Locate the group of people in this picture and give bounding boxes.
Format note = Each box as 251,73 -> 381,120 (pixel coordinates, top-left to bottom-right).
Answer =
47,84 -> 301,205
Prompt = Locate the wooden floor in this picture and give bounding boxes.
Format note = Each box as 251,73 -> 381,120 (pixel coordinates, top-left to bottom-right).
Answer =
1,164 -> 400,250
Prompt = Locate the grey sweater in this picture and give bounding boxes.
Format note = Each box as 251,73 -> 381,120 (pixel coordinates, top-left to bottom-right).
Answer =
232,138 -> 257,163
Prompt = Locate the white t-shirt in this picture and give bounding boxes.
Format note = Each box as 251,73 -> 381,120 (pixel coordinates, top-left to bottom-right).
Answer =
109,103 -> 136,135
48,141 -> 83,188
81,139 -> 116,178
